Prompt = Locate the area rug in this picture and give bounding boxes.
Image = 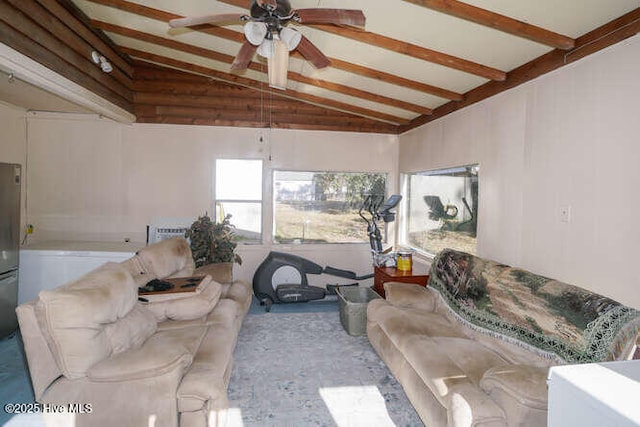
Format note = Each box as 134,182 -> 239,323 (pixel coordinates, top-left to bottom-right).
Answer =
227,311 -> 423,426
0,311 -> 423,426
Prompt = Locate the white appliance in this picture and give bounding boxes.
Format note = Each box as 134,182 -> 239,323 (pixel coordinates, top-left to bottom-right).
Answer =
0,162 -> 20,338
18,241 -> 140,304
548,360 -> 640,426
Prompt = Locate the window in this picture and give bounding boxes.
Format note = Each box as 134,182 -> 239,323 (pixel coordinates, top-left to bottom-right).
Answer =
274,171 -> 386,244
215,159 -> 262,242
401,165 -> 479,256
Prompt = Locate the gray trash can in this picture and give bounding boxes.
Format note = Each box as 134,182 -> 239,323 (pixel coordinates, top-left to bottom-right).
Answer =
337,286 -> 381,336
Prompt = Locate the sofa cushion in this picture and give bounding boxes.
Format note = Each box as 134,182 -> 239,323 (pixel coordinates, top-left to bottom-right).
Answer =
480,365 -> 548,410
137,237 -> 195,279
144,279 -> 223,322
37,262 -> 137,379
88,326 -> 205,381
383,282 -> 437,312
430,249 -> 640,363
368,300 -> 467,343
104,305 -> 157,355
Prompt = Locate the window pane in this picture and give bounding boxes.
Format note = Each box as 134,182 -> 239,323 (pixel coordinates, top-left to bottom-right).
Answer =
216,202 -> 261,241
403,165 -> 479,255
274,171 -> 386,244
216,159 -> 262,200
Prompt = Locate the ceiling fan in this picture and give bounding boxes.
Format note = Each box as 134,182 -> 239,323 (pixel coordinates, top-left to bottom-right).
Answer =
169,0 -> 365,90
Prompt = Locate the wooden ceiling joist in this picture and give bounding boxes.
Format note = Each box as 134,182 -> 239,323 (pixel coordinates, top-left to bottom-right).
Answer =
34,0 -> 133,78
122,46 -> 408,126
218,0 -> 506,81
304,24 -> 505,81
81,0 -> 462,101
0,1 -> 132,112
8,0 -> 131,91
402,0 -> 575,50
91,20 -> 433,115
401,7 -> 640,132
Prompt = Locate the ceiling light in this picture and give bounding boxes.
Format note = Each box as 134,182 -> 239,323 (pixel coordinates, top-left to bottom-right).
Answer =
257,39 -> 274,59
91,50 -> 101,65
244,22 -> 268,46
279,27 -> 301,51
91,50 -> 112,73
100,59 -> 112,73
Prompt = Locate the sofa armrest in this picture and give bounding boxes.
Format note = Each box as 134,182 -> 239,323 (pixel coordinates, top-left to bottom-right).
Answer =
194,262 -> 233,284
384,282 -> 437,312
16,302 -> 62,401
480,365 -> 549,410
447,383 -> 506,427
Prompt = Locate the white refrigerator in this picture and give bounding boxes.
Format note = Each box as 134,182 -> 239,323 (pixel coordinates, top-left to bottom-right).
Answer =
0,162 -> 20,338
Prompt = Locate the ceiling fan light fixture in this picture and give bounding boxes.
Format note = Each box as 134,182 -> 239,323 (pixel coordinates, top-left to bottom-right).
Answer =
279,27 -> 301,51
257,38 -> 274,59
268,38 -> 289,90
244,21 -> 268,46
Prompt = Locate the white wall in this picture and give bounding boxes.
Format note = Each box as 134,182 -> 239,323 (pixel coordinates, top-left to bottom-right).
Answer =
23,113 -> 399,284
0,102 -> 27,231
399,35 -> 640,308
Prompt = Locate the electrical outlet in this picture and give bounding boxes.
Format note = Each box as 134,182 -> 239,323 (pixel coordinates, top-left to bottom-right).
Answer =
559,205 -> 571,223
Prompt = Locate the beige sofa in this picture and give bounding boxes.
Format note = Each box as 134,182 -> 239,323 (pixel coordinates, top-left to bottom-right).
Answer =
17,237 -> 252,427
367,249 -> 640,427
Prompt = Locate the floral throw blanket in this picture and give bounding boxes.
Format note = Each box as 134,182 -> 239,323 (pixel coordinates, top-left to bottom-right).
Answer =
429,250 -> 640,363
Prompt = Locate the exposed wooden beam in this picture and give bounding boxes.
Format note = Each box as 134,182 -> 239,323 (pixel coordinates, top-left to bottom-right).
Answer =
81,0 -> 461,100
91,20 -> 432,115
403,0 -> 575,50
135,114 -> 398,133
0,5 -> 132,112
9,0 -> 131,90
0,2 -> 130,102
400,7 -> 640,133
328,58 -> 462,101
304,24 -> 505,81
34,0 -> 133,77
218,0 -> 506,81
121,46 -> 409,125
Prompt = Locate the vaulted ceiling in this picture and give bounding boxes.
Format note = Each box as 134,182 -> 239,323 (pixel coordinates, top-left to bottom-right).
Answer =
1,1 -> 639,133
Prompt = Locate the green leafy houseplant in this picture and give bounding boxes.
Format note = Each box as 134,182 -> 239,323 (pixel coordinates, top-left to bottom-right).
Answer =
185,214 -> 242,268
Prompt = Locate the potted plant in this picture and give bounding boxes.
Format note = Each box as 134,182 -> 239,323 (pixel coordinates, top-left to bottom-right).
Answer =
185,214 -> 242,283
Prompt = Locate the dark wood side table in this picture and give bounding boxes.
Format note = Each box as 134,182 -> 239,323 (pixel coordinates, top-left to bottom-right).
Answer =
373,265 -> 430,298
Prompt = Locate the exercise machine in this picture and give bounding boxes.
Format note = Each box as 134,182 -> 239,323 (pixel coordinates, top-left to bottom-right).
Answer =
252,194 -> 402,311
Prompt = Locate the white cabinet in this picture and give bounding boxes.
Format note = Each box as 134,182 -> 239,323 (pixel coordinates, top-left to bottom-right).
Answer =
548,360 -> 640,427
18,241 -> 142,304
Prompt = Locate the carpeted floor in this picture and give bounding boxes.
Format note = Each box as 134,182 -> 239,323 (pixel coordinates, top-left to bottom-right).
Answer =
228,306 -> 422,426
0,299 -> 422,426
0,333 -> 34,426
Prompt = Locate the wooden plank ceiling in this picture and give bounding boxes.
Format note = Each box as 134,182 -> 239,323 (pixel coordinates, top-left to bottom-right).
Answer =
1,0 -> 639,134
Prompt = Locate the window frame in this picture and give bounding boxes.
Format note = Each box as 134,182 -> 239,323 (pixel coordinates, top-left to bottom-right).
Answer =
214,158 -> 264,244
272,169 -> 389,245
399,164 -> 479,257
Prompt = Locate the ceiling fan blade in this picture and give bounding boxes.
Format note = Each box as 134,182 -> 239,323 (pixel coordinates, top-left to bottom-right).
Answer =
296,35 -> 331,69
294,9 -> 366,28
231,41 -> 258,71
169,13 -> 247,28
